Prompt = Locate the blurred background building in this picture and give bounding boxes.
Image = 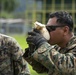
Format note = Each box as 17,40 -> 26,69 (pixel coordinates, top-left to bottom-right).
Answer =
0,0 -> 76,35
25,0 -> 76,33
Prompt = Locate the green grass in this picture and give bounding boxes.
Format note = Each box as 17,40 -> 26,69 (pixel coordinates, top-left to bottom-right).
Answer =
12,35 -> 47,75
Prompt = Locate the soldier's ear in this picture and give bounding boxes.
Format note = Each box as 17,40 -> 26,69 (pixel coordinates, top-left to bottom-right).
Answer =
63,26 -> 69,35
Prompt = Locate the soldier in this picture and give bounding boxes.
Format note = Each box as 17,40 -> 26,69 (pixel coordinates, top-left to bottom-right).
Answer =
0,34 -> 30,75
24,11 -> 76,75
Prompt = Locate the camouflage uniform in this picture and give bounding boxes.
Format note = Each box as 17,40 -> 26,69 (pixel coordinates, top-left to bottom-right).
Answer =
25,36 -> 76,75
0,34 -> 30,75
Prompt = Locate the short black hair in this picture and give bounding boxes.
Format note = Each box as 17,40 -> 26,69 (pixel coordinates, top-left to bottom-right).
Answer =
49,11 -> 73,32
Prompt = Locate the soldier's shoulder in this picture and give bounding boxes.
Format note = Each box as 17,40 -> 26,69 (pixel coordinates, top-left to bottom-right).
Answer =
0,33 -> 16,42
0,33 -> 13,38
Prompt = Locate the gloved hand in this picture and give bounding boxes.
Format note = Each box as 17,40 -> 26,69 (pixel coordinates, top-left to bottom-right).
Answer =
23,48 -> 30,58
26,29 -> 47,49
23,44 -> 36,57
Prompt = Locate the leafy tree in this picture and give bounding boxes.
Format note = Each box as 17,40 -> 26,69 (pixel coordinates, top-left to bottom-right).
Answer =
0,0 -> 18,12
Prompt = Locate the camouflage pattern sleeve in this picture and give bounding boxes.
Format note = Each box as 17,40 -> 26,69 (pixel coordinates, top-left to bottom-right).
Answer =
23,48 -> 48,73
32,42 -> 76,75
8,37 -> 30,75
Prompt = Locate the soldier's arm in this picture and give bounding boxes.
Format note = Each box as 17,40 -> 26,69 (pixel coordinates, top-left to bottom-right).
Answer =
32,42 -> 76,73
9,37 -> 30,75
23,48 -> 48,73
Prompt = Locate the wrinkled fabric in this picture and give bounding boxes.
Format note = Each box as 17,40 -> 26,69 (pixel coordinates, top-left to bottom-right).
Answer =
0,34 -> 30,75
31,36 -> 76,75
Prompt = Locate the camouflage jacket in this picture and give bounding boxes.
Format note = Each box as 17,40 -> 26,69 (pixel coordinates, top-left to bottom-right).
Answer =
0,34 -> 30,75
27,36 -> 76,75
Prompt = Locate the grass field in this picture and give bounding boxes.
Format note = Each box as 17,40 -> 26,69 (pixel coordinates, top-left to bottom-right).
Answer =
12,35 -> 47,75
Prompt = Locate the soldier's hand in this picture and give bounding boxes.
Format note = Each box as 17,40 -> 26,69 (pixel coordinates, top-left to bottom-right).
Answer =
26,29 -> 47,49
23,48 -> 30,58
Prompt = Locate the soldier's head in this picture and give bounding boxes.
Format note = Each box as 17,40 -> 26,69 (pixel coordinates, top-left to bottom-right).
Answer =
46,11 -> 74,47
